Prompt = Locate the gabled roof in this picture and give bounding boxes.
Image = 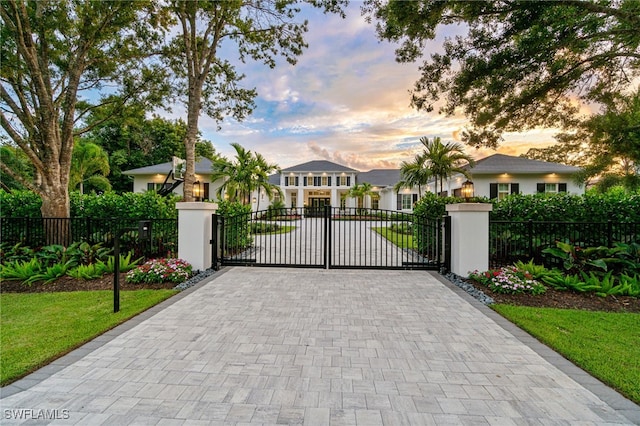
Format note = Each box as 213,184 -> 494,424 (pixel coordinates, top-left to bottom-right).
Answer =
465,154 -> 581,174
357,169 -> 400,187
123,158 -> 214,175
281,160 -> 358,173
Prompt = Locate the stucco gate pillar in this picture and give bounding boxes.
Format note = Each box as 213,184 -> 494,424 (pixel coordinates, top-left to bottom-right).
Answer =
445,203 -> 493,277
176,202 -> 218,271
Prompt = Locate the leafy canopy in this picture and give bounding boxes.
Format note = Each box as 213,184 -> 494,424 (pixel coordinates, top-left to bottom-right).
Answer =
364,1 -> 640,148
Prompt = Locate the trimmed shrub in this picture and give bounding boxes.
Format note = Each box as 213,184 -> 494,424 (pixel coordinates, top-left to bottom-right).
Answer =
0,190 -> 180,219
490,191 -> 640,222
216,200 -> 253,253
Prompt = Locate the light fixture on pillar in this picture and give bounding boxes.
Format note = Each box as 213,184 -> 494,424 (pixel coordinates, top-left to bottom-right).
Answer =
461,179 -> 474,201
193,180 -> 202,201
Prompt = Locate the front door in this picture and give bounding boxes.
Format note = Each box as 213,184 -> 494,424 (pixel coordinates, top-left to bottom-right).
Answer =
306,198 -> 330,217
310,198 -> 330,208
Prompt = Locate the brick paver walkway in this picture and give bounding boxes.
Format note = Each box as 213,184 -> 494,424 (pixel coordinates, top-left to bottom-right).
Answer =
1,268 -> 638,425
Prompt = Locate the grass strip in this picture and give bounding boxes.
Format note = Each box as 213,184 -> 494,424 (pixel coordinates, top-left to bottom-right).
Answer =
253,225 -> 296,235
493,304 -> 640,404
0,289 -> 178,386
372,227 -> 415,249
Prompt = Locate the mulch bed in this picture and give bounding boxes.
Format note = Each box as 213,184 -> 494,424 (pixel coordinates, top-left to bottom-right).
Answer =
0,273 -> 177,293
464,279 -> 640,313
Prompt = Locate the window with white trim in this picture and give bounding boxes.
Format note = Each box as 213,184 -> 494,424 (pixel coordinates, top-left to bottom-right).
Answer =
498,183 -> 510,200
545,183 -> 558,193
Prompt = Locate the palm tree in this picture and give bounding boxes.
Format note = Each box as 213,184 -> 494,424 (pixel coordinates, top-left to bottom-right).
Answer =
348,182 -> 373,212
211,143 -> 253,203
419,137 -> 475,196
211,142 -> 281,206
394,155 -> 432,198
252,152 -> 282,210
69,140 -> 111,194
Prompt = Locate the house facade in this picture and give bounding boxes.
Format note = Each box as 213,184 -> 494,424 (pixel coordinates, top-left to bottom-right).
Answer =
123,153 -> 583,211
431,154 -> 583,199
123,158 -> 223,201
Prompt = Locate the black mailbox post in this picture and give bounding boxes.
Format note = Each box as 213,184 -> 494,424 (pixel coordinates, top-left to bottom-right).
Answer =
138,220 -> 152,240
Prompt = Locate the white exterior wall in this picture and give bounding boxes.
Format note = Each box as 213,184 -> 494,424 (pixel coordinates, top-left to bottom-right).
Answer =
435,173 -> 583,197
131,174 -> 223,200
471,174 -> 583,197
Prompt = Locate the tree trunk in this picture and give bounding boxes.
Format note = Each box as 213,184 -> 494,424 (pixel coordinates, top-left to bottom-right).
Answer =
183,83 -> 203,202
40,185 -> 71,246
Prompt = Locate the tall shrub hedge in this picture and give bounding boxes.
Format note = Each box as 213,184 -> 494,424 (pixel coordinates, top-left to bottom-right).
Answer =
215,200 -> 253,252
412,190 -> 640,223
412,192 -> 486,218
491,191 -> 640,222
0,190 -> 181,219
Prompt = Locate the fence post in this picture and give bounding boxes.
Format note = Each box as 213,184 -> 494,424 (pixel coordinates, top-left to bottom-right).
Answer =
211,214 -> 219,270
528,219 -> 534,261
441,215 -> 451,273
445,203 -> 492,277
176,202 -> 218,271
324,205 -> 331,269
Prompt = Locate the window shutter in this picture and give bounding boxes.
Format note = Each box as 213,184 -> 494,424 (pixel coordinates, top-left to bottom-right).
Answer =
489,183 -> 498,199
347,176 -> 351,186
303,176 -> 307,186
397,194 -> 402,210
537,183 -> 545,193
328,177 -> 332,186
559,183 -> 567,193
284,177 -> 289,186
412,194 -> 418,205
203,183 -> 210,199
510,183 -> 519,194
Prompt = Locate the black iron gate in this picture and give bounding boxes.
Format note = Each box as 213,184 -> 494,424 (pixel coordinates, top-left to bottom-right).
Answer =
213,206 -> 449,271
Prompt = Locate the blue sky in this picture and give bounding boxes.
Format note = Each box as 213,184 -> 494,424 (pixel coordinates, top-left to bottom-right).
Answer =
160,2 -> 559,171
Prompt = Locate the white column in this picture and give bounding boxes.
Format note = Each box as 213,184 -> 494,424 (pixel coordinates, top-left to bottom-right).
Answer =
445,203 -> 492,277
297,188 -> 304,208
331,188 -> 338,207
176,202 -> 218,271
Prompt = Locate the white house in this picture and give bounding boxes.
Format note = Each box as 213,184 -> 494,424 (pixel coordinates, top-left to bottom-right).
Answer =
123,154 -> 583,210
431,154 -> 583,199
122,158 -> 223,201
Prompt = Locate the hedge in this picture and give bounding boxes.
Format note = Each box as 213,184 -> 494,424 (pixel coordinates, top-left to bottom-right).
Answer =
0,190 -> 181,219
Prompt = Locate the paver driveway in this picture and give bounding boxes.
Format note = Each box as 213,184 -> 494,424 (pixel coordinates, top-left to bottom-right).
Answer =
1,268 -> 638,425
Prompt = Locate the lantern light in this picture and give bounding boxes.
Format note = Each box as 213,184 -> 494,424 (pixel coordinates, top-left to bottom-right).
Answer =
461,180 -> 474,201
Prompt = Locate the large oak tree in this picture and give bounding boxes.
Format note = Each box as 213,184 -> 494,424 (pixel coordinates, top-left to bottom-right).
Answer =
0,0 -> 168,221
364,0 -> 640,149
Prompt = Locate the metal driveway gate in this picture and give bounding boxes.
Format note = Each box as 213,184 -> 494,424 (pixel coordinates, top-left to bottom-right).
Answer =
213,207 -> 448,270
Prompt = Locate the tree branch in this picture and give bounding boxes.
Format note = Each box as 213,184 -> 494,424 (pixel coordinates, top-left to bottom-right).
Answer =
0,156 -> 38,192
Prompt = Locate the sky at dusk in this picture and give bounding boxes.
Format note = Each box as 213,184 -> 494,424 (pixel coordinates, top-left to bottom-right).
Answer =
159,2 -> 560,171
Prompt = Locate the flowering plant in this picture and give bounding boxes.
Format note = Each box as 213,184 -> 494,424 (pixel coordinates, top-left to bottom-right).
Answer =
469,266 -> 546,295
126,258 -> 192,284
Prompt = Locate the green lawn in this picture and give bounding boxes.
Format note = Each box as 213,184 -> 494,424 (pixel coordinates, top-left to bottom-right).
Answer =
493,305 -> 640,404
253,225 -> 296,235
0,289 -> 177,386
372,227 -> 416,249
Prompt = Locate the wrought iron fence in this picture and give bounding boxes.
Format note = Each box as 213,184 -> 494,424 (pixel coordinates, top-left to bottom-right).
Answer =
490,219 -> 640,268
0,217 -> 178,260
